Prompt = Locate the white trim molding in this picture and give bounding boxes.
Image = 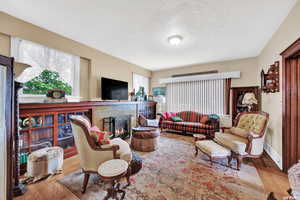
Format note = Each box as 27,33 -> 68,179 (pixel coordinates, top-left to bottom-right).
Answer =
159,71 -> 241,84
264,143 -> 283,170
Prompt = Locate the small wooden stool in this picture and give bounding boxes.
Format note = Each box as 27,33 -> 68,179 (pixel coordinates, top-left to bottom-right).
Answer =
98,159 -> 129,200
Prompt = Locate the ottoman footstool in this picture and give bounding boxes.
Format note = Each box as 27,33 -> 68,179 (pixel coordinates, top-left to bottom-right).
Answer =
195,140 -> 232,167
131,127 -> 160,152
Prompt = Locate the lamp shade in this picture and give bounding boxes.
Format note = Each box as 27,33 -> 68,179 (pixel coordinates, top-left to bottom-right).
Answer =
242,92 -> 258,105
14,62 -> 32,83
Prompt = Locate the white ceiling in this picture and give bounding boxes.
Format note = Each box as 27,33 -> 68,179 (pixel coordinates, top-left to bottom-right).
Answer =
0,0 -> 297,71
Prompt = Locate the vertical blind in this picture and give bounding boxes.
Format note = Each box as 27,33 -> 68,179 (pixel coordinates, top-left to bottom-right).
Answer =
166,79 -> 225,114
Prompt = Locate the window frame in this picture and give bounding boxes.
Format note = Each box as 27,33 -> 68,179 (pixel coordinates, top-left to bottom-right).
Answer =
11,37 -> 80,102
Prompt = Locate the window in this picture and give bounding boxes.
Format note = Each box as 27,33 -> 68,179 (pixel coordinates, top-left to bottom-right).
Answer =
133,73 -> 150,95
11,37 -> 80,97
166,79 -> 225,114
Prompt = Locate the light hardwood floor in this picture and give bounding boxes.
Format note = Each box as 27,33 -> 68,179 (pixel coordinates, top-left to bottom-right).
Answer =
14,146 -> 290,200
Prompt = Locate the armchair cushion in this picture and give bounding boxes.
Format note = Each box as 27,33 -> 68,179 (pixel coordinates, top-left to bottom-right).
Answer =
229,127 -> 249,138
236,114 -> 267,134
214,132 -> 248,155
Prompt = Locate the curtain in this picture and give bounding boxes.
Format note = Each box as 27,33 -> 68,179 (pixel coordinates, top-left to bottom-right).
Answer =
166,79 -> 225,114
133,73 -> 150,95
11,37 -> 80,96
224,78 -> 231,114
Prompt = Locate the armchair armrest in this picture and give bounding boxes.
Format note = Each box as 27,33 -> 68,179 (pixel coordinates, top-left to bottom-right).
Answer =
221,127 -> 231,133
93,144 -> 120,159
246,131 -> 262,154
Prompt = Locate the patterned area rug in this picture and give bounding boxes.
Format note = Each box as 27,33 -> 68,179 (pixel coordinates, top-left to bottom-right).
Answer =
58,133 -> 266,200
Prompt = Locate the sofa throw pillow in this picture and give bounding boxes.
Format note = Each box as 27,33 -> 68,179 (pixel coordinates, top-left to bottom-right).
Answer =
163,112 -> 178,120
171,116 -> 183,122
89,126 -> 111,145
229,127 -> 249,138
200,115 -> 209,124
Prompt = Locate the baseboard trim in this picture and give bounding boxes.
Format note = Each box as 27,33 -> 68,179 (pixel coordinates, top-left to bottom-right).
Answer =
264,143 -> 282,170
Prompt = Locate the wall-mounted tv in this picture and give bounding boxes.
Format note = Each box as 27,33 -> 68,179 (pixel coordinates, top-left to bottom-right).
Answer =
101,77 -> 128,100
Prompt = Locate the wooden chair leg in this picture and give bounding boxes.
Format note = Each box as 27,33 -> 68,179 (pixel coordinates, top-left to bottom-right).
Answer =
126,166 -> 131,186
81,173 -> 90,193
227,156 -> 232,167
210,157 -> 213,166
236,156 -> 243,170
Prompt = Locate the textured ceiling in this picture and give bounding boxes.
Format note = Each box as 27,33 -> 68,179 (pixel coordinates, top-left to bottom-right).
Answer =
0,0 -> 297,70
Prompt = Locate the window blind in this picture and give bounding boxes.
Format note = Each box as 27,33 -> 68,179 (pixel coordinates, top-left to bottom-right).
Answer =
166,79 -> 225,114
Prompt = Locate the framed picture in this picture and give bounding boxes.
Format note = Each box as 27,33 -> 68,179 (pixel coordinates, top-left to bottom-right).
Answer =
152,87 -> 166,96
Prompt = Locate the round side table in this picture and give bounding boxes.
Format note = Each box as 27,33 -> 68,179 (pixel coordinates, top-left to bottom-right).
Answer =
98,159 -> 128,200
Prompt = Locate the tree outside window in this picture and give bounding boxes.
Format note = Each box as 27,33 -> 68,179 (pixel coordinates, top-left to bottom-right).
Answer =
23,69 -> 72,95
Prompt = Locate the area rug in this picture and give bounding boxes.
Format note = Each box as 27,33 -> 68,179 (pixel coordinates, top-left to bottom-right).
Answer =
58,133 -> 266,200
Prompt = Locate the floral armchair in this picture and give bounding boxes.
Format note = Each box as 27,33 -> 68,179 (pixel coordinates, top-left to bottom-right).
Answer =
214,111 -> 269,170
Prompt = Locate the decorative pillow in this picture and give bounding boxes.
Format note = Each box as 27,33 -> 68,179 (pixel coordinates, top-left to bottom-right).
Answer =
229,127 -> 249,138
171,116 -> 183,122
208,114 -> 220,120
89,126 -> 111,145
200,115 -> 209,124
165,112 -> 178,120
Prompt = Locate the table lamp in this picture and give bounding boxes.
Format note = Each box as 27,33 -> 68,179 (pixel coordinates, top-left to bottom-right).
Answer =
242,92 -> 258,111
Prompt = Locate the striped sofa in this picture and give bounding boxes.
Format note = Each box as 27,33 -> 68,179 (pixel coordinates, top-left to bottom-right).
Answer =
159,111 -> 219,136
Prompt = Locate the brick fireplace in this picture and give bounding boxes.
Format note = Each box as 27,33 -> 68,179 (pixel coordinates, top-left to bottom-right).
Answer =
103,115 -> 132,139
92,103 -> 137,136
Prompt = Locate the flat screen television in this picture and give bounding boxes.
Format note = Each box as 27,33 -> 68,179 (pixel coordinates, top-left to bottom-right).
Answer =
101,77 -> 128,100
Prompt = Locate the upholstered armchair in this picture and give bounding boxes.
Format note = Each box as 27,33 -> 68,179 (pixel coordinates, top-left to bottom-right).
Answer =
70,115 -> 132,193
214,111 -> 269,170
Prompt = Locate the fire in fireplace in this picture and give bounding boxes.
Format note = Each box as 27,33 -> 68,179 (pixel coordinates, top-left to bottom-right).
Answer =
102,115 -> 131,139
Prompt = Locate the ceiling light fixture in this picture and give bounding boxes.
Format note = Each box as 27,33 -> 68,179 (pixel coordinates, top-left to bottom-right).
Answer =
168,35 -> 183,46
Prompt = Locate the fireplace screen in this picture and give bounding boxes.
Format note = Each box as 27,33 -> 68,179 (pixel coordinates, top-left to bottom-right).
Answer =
103,115 -> 131,139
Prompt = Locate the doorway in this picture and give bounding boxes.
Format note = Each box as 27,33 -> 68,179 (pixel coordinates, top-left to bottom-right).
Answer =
281,37 -> 300,172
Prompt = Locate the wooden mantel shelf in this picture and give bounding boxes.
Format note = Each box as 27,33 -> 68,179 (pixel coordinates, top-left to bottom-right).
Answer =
20,101 -> 154,114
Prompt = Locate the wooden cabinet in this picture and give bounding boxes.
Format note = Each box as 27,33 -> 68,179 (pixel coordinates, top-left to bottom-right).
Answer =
230,86 -> 261,120
18,101 -> 156,173
137,101 -> 157,119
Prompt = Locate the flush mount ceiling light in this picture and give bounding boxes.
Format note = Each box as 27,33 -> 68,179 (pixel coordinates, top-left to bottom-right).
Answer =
168,35 -> 183,46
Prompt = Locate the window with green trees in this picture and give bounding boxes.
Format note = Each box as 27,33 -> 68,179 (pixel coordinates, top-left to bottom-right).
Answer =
23,69 -> 72,95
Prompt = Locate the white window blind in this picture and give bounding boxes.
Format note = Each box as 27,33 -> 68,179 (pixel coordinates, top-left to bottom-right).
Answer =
133,73 -> 150,95
11,37 -> 80,96
166,79 -> 225,114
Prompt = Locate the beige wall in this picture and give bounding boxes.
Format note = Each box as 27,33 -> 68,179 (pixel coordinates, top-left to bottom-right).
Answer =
257,1 -> 300,163
0,33 -> 10,56
151,57 -> 259,89
0,12 -> 151,99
